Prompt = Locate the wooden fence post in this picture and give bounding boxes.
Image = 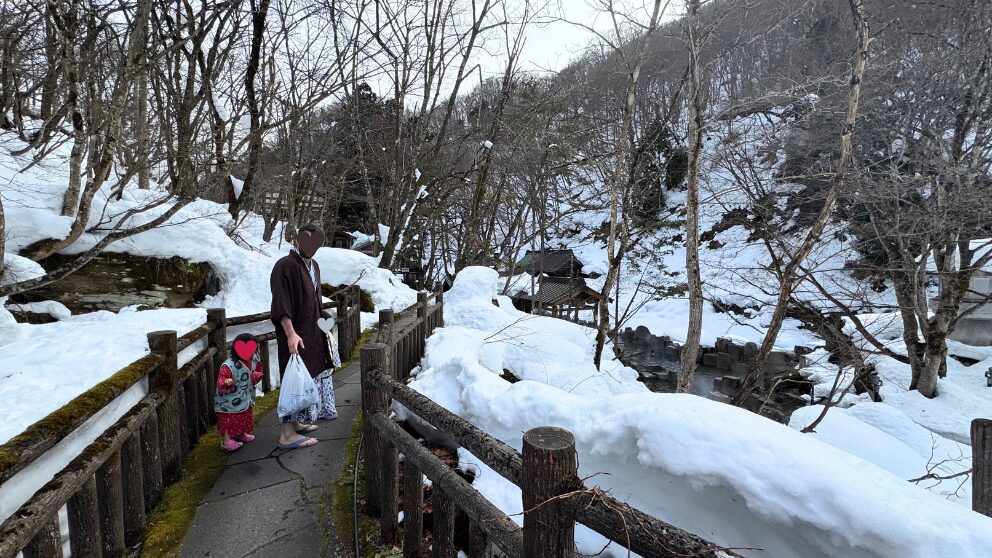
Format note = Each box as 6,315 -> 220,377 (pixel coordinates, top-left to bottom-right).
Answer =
336,292 -> 350,358
96,449 -> 126,557
432,488 -> 456,558
139,411 -> 164,511
68,476 -> 102,557
974,418 -> 992,517
521,426 -> 578,558
182,374 -> 198,450
148,330 -> 181,481
351,284 -> 361,346
402,460 -> 424,557
378,308 -> 395,378
207,308 -> 226,420
121,431 -> 147,546
22,514 -> 61,558
361,344 -> 388,515
380,436 -> 399,545
259,339 -> 272,393
417,291 -> 428,360
176,381 -> 191,460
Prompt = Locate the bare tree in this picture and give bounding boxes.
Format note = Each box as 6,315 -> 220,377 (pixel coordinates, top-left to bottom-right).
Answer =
677,0 -> 704,392
587,0 -> 670,369
732,0 -> 871,405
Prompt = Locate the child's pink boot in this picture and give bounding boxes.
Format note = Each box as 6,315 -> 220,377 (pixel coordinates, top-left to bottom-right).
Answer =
235,433 -> 256,443
221,438 -> 243,452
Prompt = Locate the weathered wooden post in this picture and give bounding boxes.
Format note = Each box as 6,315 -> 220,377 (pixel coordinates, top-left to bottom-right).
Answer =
379,308 -> 395,377
351,285 -> 362,348
380,439 -> 400,545
361,344 -> 388,515
417,291 -> 428,358
148,330 -> 181,481
68,476 -> 102,556
139,411 -> 164,511
121,431 -> 147,546
96,449 -> 126,556
176,382 -> 191,460
259,339 -> 272,393
182,374 -> 198,450
207,308 -> 227,421
432,489 -> 456,558
521,426 -> 578,558
23,514 -> 61,558
337,291 -> 351,357
974,418 -> 992,517
402,460 -> 424,557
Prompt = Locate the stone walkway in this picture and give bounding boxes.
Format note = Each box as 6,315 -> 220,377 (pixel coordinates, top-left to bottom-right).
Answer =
180,361 -> 363,558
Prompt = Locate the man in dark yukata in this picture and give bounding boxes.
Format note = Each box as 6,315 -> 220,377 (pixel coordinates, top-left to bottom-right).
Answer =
270,223 -> 335,449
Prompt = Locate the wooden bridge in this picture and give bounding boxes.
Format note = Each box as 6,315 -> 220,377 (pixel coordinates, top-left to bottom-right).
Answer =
1,282 -> 990,558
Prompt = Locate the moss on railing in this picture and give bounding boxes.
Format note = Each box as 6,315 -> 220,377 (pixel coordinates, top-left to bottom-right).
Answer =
0,353 -> 160,482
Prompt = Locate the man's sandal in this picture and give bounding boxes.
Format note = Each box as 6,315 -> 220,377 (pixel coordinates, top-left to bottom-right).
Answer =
277,436 -> 317,451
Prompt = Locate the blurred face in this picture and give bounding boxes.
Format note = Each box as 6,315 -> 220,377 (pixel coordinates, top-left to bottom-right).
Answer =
296,228 -> 324,258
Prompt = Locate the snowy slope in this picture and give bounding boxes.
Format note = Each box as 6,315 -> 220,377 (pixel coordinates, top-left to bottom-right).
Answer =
406,267 -> 992,558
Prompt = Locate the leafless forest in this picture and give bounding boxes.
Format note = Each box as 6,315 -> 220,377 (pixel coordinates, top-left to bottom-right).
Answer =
2,0 -> 990,405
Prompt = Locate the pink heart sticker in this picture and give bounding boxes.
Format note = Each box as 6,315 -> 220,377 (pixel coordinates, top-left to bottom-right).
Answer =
234,339 -> 257,362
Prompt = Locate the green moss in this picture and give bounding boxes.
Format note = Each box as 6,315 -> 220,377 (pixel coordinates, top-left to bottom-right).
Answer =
349,327 -> 377,363
141,390 -> 282,558
0,355 -> 157,480
331,414 -> 392,558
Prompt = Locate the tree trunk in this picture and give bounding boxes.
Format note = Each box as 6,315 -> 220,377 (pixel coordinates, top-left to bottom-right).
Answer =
60,8 -> 85,217
733,0 -> 870,405
135,0 -> 151,190
678,0 -> 704,393
229,0 -> 270,218
593,0 -> 665,369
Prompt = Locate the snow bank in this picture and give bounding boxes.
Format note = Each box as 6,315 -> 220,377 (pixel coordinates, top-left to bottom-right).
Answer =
0,307 -> 207,445
838,313 -> 992,445
790,404 -> 973,504
406,267 -> 992,558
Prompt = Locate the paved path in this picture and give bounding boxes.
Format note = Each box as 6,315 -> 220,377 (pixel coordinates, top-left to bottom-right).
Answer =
181,362 -> 363,558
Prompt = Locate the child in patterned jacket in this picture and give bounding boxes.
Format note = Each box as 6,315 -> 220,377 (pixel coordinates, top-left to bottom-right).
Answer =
215,333 -> 265,452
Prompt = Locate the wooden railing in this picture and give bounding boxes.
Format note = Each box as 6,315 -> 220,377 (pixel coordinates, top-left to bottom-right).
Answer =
360,292 -> 745,558
0,286 -> 363,558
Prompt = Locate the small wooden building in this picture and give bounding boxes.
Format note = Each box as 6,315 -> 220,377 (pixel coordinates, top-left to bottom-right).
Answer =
329,228 -> 356,249
511,276 -> 603,324
514,249 -> 585,278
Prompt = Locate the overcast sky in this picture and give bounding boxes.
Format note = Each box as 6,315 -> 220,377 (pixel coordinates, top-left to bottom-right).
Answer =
472,0 -> 681,83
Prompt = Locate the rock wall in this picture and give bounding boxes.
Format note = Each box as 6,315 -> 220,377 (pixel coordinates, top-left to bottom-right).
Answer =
11,253 -> 219,315
619,325 -> 809,392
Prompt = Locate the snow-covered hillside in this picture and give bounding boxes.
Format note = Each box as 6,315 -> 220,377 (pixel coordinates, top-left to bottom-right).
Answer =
407,267 -> 992,558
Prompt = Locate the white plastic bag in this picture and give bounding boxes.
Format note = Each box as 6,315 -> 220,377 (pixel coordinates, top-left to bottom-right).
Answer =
277,355 -> 320,419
